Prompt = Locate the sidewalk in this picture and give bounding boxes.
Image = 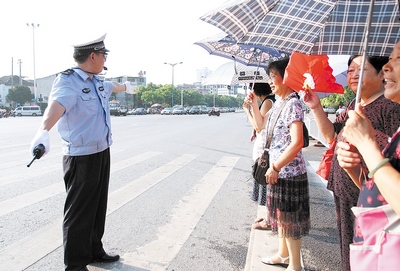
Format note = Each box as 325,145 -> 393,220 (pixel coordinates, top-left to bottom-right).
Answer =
244,205 -> 286,271
244,141 -> 341,271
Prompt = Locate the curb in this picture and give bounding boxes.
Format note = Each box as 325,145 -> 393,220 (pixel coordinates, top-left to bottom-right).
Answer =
244,206 -> 286,271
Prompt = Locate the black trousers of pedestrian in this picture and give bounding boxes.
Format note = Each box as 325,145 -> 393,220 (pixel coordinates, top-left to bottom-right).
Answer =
62,148 -> 110,271
334,194 -> 357,271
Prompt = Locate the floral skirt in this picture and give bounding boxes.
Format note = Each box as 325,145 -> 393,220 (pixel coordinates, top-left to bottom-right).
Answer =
267,173 -> 310,239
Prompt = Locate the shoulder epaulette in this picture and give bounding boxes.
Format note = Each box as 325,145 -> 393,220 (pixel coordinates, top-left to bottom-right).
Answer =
61,69 -> 75,75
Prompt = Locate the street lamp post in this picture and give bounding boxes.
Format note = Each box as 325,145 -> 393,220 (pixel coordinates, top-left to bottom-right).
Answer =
164,62 -> 183,107
27,23 -> 39,102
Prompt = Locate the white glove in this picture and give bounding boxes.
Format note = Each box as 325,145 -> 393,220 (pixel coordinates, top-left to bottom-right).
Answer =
124,81 -> 134,94
30,130 -> 50,157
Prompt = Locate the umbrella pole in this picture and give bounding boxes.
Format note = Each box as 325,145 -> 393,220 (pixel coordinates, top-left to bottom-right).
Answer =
355,0 -> 375,108
250,50 -> 263,91
232,56 -> 238,75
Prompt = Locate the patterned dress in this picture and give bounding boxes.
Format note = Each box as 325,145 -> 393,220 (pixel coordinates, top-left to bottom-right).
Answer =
329,96 -> 400,271
354,130 -> 400,242
266,93 -> 310,239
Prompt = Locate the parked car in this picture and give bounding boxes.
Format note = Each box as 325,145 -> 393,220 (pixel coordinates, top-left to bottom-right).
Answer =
14,106 -> 42,116
323,107 -> 336,114
198,105 -> 208,114
184,106 -> 192,114
132,108 -> 147,115
172,107 -> 186,115
336,106 -> 346,117
188,106 -> 200,114
161,107 -> 173,115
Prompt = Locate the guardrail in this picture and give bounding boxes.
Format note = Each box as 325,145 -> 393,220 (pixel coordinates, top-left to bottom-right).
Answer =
304,116 -> 328,148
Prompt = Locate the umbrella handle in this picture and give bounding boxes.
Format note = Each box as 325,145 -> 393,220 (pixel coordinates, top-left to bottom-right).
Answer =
232,56 -> 238,75
250,50 -> 263,90
355,0 -> 375,108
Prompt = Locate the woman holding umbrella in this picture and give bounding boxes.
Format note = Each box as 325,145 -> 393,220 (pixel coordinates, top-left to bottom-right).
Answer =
243,82 -> 275,229
336,41 -> 400,268
302,55 -> 400,271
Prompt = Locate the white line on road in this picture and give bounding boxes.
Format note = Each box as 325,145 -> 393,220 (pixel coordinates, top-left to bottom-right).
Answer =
0,153 -> 195,271
0,152 -> 162,217
121,156 -> 239,271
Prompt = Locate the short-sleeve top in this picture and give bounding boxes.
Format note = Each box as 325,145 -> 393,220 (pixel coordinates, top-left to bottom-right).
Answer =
49,68 -> 114,156
328,95 -> 400,201
266,92 -> 307,178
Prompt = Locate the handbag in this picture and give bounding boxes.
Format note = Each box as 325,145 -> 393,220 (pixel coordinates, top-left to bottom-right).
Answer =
302,122 -> 309,148
350,204 -> 400,271
315,140 -> 336,180
252,98 -> 290,185
252,149 -> 270,186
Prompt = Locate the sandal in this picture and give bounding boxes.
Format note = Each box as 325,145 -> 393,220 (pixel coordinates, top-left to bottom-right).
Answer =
252,219 -> 271,230
261,254 -> 289,268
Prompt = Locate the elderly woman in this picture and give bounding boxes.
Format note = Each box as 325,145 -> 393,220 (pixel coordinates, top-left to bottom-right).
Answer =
336,41 -> 400,271
337,41 -> 400,218
302,55 -> 400,271
261,59 -> 310,271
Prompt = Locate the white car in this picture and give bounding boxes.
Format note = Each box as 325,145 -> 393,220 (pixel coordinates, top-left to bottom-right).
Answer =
161,108 -> 172,115
323,107 -> 336,114
336,106 -> 346,116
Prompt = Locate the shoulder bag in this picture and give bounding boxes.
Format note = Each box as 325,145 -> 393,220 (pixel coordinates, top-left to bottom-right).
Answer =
252,98 -> 289,185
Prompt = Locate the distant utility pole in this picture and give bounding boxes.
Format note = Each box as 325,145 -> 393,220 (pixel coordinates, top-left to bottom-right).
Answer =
27,23 -> 40,101
11,57 -> 13,89
164,62 -> 183,107
18,59 -> 22,84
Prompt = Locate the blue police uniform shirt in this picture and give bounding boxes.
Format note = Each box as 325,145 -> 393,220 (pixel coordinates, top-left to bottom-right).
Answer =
49,68 -> 114,156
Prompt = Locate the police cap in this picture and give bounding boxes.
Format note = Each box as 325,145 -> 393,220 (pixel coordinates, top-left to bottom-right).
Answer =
73,33 -> 109,52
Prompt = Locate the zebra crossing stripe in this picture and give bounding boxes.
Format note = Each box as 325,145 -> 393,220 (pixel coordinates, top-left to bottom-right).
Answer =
0,152 -> 193,271
107,153 -> 198,214
121,156 -> 239,271
0,152 -> 162,218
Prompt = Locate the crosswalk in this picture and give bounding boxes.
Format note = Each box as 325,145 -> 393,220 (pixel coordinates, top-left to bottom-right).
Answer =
0,114 -> 341,271
0,151 -> 240,271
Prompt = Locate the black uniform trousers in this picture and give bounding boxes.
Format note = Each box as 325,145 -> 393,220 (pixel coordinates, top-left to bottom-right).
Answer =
62,148 -> 110,271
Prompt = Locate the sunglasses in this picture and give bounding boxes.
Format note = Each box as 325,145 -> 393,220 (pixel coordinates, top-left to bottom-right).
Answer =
96,51 -> 108,60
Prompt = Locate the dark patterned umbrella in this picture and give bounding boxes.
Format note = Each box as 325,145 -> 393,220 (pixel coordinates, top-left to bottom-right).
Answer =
200,0 -> 400,56
201,0 -> 399,106
194,32 -> 289,68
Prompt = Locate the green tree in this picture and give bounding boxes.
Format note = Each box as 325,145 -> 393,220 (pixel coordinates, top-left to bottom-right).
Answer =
6,85 -> 33,105
320,86 -> 355,107
141,90 -> 165,106
135,83 -> 164,107
183,90 -> 204,106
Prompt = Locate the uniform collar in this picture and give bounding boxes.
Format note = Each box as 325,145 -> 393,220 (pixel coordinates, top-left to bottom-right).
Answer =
73,67 -> 98,81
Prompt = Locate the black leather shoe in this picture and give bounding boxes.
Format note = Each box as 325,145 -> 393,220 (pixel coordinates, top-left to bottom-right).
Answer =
92,253 -> 120,263
78,267 -> 89,271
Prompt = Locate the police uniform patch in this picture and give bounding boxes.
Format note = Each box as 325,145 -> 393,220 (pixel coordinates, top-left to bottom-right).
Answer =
61,69 -> 75,75
82,88 -> 91,93
98,86 -> 104,91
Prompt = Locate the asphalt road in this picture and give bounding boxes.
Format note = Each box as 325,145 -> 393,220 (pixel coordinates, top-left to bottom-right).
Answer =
0,112 -> 340,271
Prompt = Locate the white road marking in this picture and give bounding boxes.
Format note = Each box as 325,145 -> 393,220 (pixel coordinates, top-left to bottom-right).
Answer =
0,153 -> 196,271
0,152 -> 162,217
121,156 -> 239,271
